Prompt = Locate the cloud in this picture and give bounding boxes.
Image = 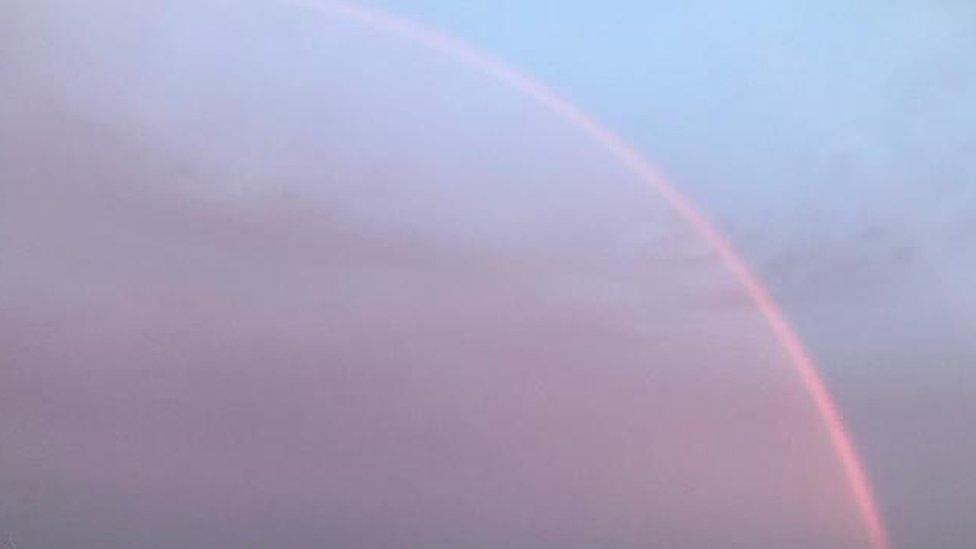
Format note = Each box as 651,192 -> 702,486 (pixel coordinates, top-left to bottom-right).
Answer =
0,2 -> 885,547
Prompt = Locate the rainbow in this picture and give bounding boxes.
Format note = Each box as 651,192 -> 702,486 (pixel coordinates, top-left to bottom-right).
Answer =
281,1 -> 890,547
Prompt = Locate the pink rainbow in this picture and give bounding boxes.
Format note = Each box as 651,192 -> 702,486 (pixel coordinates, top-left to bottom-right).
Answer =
281,1 -> 890,547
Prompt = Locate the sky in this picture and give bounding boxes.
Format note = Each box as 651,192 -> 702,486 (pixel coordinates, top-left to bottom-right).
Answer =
350,1 -> 976,546
1,1 -> 974,548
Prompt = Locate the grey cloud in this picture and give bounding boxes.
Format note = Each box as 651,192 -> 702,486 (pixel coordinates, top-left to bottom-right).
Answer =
0,2 -> 872,548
